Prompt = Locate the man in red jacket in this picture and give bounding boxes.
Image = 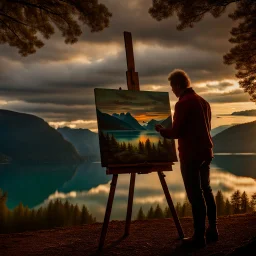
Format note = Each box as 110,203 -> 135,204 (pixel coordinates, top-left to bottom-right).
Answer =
155,69 -> 218,249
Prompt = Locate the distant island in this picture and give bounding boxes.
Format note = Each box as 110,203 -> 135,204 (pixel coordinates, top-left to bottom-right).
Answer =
231,109 -> 256,116
0,110 -> 82,164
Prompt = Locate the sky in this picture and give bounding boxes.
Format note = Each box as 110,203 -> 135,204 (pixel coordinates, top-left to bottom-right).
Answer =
0,0 -> 256,132
95,88 -> 171,124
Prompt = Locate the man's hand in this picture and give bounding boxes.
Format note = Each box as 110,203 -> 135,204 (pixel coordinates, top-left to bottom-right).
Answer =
155,124 -> 164,132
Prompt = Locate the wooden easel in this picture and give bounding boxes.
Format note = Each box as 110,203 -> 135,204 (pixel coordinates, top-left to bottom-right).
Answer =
98,31 -> 184,250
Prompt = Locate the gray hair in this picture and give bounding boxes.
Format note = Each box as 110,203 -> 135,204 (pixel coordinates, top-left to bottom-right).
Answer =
168,69 -> 191,89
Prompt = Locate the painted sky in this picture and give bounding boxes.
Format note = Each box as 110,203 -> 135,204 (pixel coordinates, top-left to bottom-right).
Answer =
94,88 -> 171,123
0,0 -> 256,132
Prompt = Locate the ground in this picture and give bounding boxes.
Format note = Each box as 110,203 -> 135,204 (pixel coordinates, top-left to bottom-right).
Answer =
1,213 -> 256,256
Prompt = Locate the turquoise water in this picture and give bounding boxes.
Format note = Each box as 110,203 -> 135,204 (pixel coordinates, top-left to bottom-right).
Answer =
0,155 -> 256,221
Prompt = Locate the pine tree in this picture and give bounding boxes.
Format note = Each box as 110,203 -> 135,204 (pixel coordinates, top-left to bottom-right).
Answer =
215,190 -> 225,216
153,204 -> 164,219
164,206 -> 172,218
147,206 -> 154,219
145,138 -> 152,155
231,190 -> 242,214
224,199 -> 232,215
240,191 -> 249,213
175,202 -> 182,217
81,205 -> 90,224
137,207 -> 146,220
138,141 -> 145,154
250,193 -> 256,212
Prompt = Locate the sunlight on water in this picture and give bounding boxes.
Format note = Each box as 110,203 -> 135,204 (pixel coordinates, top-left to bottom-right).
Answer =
31,158 -> 256,222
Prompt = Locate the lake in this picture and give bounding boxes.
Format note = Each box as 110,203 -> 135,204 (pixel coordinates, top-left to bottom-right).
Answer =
102,130 -> 163,145
1,154 -> 256,222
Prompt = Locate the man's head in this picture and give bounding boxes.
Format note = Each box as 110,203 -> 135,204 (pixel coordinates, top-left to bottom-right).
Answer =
168,69 -> 191,97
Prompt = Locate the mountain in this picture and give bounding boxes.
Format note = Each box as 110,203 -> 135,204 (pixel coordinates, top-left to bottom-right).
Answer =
161,116 -> 172,129
112,112 -> 145,130
211,125 -> 233,137
57,127 -> 100,160
146,119 -> 162,130
231,109 -> 256,116
96,108 -> 135,130
212,121 -> 256,153
0,109 -> 81,163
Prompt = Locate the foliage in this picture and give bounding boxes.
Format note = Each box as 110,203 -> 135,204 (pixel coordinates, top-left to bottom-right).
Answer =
0,189 -> 96,234
136,190 -> 256,220
149,0 -> 256,102
0,0 -> 112,56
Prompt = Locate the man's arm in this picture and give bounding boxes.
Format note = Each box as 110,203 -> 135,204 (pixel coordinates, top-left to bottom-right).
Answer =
159,102 -> 186,139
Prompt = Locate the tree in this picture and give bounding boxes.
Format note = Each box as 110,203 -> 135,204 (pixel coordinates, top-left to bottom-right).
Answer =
149,0 -> 256,102
0,0 -> 112,56
224,198 -> 232,215
240,191 -> 250,213
164,206 -> 172,218
250,193 -> 256,212
153,204 -> 164,219
147,206 -> 154,219
215,190 -> 225,216
231,190 -> 241,214
137,207 -> 146,220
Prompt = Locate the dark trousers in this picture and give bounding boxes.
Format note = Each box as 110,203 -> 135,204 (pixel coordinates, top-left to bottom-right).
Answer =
180,159 -> 217,237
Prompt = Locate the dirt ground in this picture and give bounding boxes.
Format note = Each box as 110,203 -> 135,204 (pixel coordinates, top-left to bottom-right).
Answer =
1,213 -> 256,256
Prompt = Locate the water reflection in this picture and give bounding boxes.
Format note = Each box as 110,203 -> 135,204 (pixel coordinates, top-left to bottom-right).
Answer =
38,157 -> 256,221
1,155 -> 256,221
104,130 -> 162,145
0,164 -> 77,209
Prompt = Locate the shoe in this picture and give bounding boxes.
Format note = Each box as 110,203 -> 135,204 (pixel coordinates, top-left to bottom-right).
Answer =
182,235 -> 206,249
206,226 -> 219,243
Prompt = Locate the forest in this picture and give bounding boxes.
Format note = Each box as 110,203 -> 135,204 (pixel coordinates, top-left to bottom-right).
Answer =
0,189 -> 95,234
99,131 -> 177,166
136,190 -> 256,220
1,189 -> 256,234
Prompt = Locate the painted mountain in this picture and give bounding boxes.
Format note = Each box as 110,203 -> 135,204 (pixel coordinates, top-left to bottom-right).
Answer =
96,108 -> 135,130
112,112 -> 145,130
57,127 -> 100,160
0,110 -> 81,163
213,120 -> 256,153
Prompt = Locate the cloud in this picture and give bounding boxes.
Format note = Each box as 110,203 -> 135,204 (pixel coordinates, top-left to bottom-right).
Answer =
0,0 -> 251,123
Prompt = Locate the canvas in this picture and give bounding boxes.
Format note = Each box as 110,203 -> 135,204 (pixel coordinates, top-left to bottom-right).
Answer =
94,88 -> 178,167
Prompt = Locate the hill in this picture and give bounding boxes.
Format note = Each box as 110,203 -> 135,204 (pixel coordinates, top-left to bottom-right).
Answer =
0,109 -> 81,163
57,127 -> 100,160
0,213 -> 256,255
210,125 -> 232,137
231,109 -> 256,116
212,121 -> 256,153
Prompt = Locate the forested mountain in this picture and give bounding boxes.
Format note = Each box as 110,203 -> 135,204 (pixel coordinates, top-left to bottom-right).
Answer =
0,110 -> 81,163
213,121 -> 256,153
57,127 -> 100,160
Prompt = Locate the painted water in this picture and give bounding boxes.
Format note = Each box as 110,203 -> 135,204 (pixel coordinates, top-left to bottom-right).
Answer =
103,130 -> 163,145
1,154 -> 256,222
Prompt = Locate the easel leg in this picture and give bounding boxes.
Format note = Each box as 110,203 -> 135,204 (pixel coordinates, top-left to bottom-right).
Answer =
158,171 -> 184,239
124,172 -> 136,236
98,174 -> 118,250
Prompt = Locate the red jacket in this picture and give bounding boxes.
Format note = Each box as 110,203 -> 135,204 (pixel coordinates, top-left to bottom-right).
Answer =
160,87 -> 213,162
